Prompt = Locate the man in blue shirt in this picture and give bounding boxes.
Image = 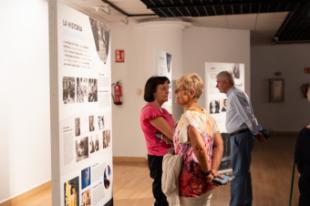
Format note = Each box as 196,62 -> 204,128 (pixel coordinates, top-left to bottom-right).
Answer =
216,71 -> 264,206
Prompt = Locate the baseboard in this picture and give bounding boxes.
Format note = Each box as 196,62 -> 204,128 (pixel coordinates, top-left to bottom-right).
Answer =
0,158 -> 146,205
271,131 -> 299,137
0,181 -> 51,206
113,156 -> 147,164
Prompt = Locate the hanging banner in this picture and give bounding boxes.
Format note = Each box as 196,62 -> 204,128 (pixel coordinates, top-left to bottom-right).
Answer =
157,50 -> 173,113
205,62 -> 245,173
49,2 -> 113,206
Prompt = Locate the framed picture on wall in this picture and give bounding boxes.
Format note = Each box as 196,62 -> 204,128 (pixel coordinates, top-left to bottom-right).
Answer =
269,78 -> 285,102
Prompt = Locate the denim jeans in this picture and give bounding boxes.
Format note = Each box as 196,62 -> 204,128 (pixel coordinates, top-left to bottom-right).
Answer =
230,130 -> 253,206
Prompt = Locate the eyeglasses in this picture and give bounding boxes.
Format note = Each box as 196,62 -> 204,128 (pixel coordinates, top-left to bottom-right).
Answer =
175,88 -> 186,93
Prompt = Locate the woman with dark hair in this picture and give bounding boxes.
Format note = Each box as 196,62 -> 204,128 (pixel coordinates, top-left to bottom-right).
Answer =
140,76 -> 175,206
295,83 -> 310,206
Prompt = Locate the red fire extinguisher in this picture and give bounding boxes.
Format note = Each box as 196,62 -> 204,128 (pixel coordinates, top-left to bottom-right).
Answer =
112,81 -> 123,105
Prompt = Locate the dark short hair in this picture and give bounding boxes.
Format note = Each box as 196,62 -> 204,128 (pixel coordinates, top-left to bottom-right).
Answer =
301,83 -> 310,98
144,76 -> 170,102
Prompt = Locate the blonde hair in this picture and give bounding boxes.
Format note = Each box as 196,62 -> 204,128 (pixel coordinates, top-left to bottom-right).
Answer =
176,73 -> 204,99
216,71 -> 234,86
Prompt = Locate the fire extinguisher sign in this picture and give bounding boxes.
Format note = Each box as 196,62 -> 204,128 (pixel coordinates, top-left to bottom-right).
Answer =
115,49 -> 125,63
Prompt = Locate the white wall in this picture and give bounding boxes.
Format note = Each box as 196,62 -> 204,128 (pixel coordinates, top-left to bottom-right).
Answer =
183,27 -> 251,106
111,21 -> 186,157
0,0 -> 50,203
0,4 -> 254,200
111,24 -> 251,157
251,44 -> 310,132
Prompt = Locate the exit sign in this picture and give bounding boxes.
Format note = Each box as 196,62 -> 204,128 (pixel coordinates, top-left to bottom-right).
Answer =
305,67 -> 310,74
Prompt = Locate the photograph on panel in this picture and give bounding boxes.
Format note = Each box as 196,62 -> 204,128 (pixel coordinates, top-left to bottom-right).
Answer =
102,130 -> 111,149
89,17 -> 110,64
77,77 -> 89,103
63,76 -> 75,104
75,117 -> 81,137
232,63 -> 240,79
89,135 -> 100,154
82,189 -> 91,206
166,52 -> 172,74
81,167 -> 91,189
209,99 -> 220,114
64,176 -> 79,206
88,78 -> 98,102
220,98 -> 228,113
104,165 -> 112,189
75,137 -> 89,162
89,115 -> 95,132
98,115 -> 104,130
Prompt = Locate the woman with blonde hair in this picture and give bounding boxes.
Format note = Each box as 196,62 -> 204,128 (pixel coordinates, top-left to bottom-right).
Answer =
173,73 -> 224,205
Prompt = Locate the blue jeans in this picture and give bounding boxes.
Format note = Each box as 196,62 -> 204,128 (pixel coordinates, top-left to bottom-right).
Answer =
230,130 -> 253,206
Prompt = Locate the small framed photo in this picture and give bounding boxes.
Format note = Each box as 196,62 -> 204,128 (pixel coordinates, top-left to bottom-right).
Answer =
269,78 -> 285,102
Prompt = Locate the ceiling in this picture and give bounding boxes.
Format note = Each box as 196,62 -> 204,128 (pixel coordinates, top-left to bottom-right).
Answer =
64,0 -> 310,44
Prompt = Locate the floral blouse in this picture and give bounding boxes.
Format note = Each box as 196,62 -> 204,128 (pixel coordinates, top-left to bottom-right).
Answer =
173,110 -> 219,197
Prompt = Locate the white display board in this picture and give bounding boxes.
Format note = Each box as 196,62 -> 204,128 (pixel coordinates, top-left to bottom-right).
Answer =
157,50 -> 173,113
205,62 -> 245,133
205,62 -> 245,173
49,2 -> 113,206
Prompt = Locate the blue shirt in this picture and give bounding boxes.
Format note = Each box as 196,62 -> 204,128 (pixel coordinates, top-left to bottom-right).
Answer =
226,87 -> 260,135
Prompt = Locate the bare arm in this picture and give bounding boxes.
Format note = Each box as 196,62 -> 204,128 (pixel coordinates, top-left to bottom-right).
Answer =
188,125 -> 211,173
211,132 -> 224,173
150,117 -> 174,140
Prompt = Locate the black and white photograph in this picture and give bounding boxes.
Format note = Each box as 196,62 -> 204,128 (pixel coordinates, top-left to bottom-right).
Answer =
220,98 -> 228,112
89,115 -> 95,132
75,118 -> 81,137
89,17 -> 110,64
233,63 -> 240,79
209,100 -> 220,114
88,78 -> 97,102
166,53 -> 172,74
98,115 -> 104,130
75,137 -> 89,162
63,77 -> 75,104
89,135 -> 100,154
102,130 -> 111,149
77,77 -> 88,103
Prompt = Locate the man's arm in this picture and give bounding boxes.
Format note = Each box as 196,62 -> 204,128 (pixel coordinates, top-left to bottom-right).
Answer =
230,94 -> 260,135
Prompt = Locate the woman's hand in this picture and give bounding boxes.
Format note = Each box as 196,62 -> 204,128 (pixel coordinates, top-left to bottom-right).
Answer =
207,169 -> 220,183
206,173 -> 215,183
162,136 -> 173,144
210,169 -> 219,177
